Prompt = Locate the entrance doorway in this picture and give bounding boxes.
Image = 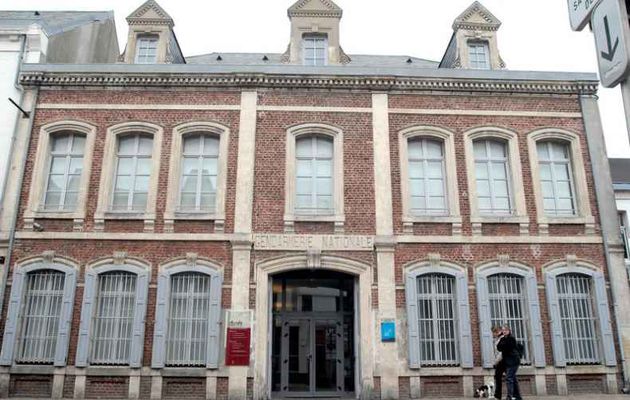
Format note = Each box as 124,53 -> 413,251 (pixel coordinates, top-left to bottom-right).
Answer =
270,270 -> 356,398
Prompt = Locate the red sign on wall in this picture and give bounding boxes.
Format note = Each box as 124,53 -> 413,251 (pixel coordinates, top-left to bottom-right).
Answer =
225,327 -> 251,366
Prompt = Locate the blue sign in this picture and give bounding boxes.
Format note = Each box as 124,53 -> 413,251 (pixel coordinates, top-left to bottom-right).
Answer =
381,321 -> 396,342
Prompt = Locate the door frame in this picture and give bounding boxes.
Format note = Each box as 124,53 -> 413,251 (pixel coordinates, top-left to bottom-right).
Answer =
253,255 -> 374,400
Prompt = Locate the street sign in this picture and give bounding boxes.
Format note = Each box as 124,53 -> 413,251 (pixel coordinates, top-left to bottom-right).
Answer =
568,0 -> 603,31
592,0 -> 630,87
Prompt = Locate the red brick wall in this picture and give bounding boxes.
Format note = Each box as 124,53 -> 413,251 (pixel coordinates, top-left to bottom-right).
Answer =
85,376 -> 128,399
567,374 -> 606,394
9,375 -> 52,398
162,377 -> 205,399
421,376 -> 463,397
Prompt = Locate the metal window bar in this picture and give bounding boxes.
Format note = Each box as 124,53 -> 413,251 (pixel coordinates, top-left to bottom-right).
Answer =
557,274 -> 599,364
179,134 -> 219,212
487,274 -> 531,364
408,138 -> 448,215
416,274 -> 459,366
44,133 -> 84,211
474,140 -> 513,215
16,270 -> 65,364
90,272 -> 137,365
537,141 -> 577,216
166,273 -> 211,366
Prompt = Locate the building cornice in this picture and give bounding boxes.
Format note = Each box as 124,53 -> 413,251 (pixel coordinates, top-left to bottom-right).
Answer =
19,70 -> 598,95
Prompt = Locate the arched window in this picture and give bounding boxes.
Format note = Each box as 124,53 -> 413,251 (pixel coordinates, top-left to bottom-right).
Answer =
180,134 -> 220,212
405,263 -> 473,369
0,258 -> 77,366
473,139 -> 512,215
44,133 -> 85,211
152,261 -> 223,369
545,263 -> 616,367
536,141 -> 576,216
407,138 -> 447,215
112,134 -> 153,211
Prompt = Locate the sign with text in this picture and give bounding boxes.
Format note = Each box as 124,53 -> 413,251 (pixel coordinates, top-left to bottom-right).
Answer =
254,234 -> 375,251
568,0 -> 603,31
592,0 -> 630,87
225,310 -> 252,366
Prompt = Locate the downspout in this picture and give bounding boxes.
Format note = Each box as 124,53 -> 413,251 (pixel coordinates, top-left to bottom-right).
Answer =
0,34 -> 35,321
580,92 -> 630,393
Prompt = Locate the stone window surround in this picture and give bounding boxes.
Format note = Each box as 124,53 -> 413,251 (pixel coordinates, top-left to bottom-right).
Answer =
164,122 -> 230,233
544,259 -> 617,367
398,126 -> 463,234
126,27 -> 169,64
404,258 -> 473,369
75,255 -> 151,368
0,253 -> 78,367
475,260 -> 546,368
284,123 -> 345,233
151,256 -> 223,369
94,122 -> 163,232
457,31 -> 502,70
23,121 -> 97,232
527,128 -> 595,235
464,127 -> 529,235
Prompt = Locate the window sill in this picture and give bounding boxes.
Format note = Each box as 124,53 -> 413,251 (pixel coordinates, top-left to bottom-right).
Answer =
402,215 -> 463,235
164,212 -> 225,233
538,215 -> 595,235
284,213 -> 345,233
23,210 -> 85,231
470,215 -> 529,236
94,211 -> 156,232
103,211 -> 148,220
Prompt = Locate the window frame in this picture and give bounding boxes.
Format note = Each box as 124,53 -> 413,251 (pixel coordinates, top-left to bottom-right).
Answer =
527,129 -> 594,234
24,121 -> 96,231
284,124 -> 344,233
164,122 -> 230,233
75,259 -> 150,367
134,35 -> 159,64
398,127 -> 462,233
467,41 -> 491,70
405,261 -> 473,369
94,122 -> 163,232
152,258 -> 223,369
475,262 -> 545,368
0,256 -> 77,366
302,34 -> 328,66
545,261 -> 616,367
464,127 -> 529,234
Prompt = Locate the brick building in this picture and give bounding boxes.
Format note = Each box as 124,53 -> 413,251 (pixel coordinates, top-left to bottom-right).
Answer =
0,0 -> 628,399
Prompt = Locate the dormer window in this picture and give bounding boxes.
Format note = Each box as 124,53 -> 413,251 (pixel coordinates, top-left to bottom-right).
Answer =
302,34 -> 327,66
135,35 -> 158,64
468,41 -> 490,70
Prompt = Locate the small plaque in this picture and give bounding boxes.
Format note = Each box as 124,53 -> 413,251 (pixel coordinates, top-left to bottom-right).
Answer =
225,310 -> 252,366
381,321 -> 396,342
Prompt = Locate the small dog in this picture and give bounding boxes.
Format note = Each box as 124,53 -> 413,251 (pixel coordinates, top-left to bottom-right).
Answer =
473,382 -> 495,398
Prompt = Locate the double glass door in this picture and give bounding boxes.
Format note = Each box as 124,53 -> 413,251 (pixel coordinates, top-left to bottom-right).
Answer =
279,316 -> 344,396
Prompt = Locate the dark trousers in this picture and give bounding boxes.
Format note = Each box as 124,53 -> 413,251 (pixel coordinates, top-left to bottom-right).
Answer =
505,363 -> 521,400
494,361 -> 506,399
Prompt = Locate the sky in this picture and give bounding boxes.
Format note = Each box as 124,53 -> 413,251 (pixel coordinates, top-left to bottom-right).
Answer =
3,0 -> 629,157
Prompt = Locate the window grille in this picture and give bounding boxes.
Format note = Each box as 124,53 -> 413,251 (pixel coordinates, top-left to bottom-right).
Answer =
416,274 -> 459,365
16,270 -> 65,363
537,141 -> 576,216
135,36 -> 158,64
44,133 -> 85,211
468,42 -> 490,69
166,273 -> 211,366
408,138 -> 448,215
112,134 -> 153,211
90,272 -> 137,365
295,135 -> 334,214
180,134 -> 219,212
557,274 -> 599,364
303,35 -> 327,66
487,274 -> 530,363
474,139 -> 513,215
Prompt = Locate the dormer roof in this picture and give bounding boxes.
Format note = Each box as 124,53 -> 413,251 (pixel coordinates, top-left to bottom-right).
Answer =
288,0 -> 343,18
126,0 -> 173,27
453,1 -> 501,31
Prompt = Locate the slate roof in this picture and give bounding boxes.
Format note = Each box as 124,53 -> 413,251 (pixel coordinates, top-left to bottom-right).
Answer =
0,11 -> 113,36
186,52 -> 439,68
610,158 -> 630,190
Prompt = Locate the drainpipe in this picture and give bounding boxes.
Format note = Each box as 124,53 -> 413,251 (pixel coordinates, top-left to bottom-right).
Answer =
580,93 -> 630,393
0,34 -> 36,321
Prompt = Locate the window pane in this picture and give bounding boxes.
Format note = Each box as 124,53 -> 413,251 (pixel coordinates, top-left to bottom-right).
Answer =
203,137 -> 220,156
201,176 -> 216,192
44,192 -> 61,209
408,161 -> 424,179
426,161 -> 443,179
118,137 -> 136,155
180,193 -> 196,208
112,192 -> 129,209
427,180 -> 444,196
296,138 -> 312,157
138,136 -> 153,155
134,176 -> 150,192
50,157 -> 66,174
473,141 -> 487,158
489,141 -> 506,158
316,178 -> 332,196
67,175 -> 81,191
64,192 -> 78,209
296,177 -> 312,195
117,158 -> 134,175
316,160 -> 332,177
132,193 -> 147,210
425,140 -> 443,158
296,160 -> 313,177
316,137 -> 333,158
48,175 -> 65,191
69,158 -> 83,174
115,176 -> 131,191
183,136 -> 201,154
136,158 -> 152,175
202,158 -> 218,176
71,136 -> 86,153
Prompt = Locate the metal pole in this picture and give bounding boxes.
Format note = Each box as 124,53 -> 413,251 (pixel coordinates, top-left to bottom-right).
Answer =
622,79 -> 630,144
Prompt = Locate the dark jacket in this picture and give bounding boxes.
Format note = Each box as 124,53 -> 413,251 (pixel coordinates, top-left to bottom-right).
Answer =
497,334 -> 520,367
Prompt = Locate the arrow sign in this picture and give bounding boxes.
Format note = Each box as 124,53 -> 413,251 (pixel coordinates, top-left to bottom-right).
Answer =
592,0 -> 630,87
600,15 -> 619,61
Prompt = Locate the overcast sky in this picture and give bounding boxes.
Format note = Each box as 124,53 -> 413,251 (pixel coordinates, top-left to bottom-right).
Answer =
4,0 -> 629,157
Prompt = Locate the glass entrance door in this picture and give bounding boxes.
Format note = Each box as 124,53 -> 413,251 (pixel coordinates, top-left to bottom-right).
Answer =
314,319 -> 343,394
